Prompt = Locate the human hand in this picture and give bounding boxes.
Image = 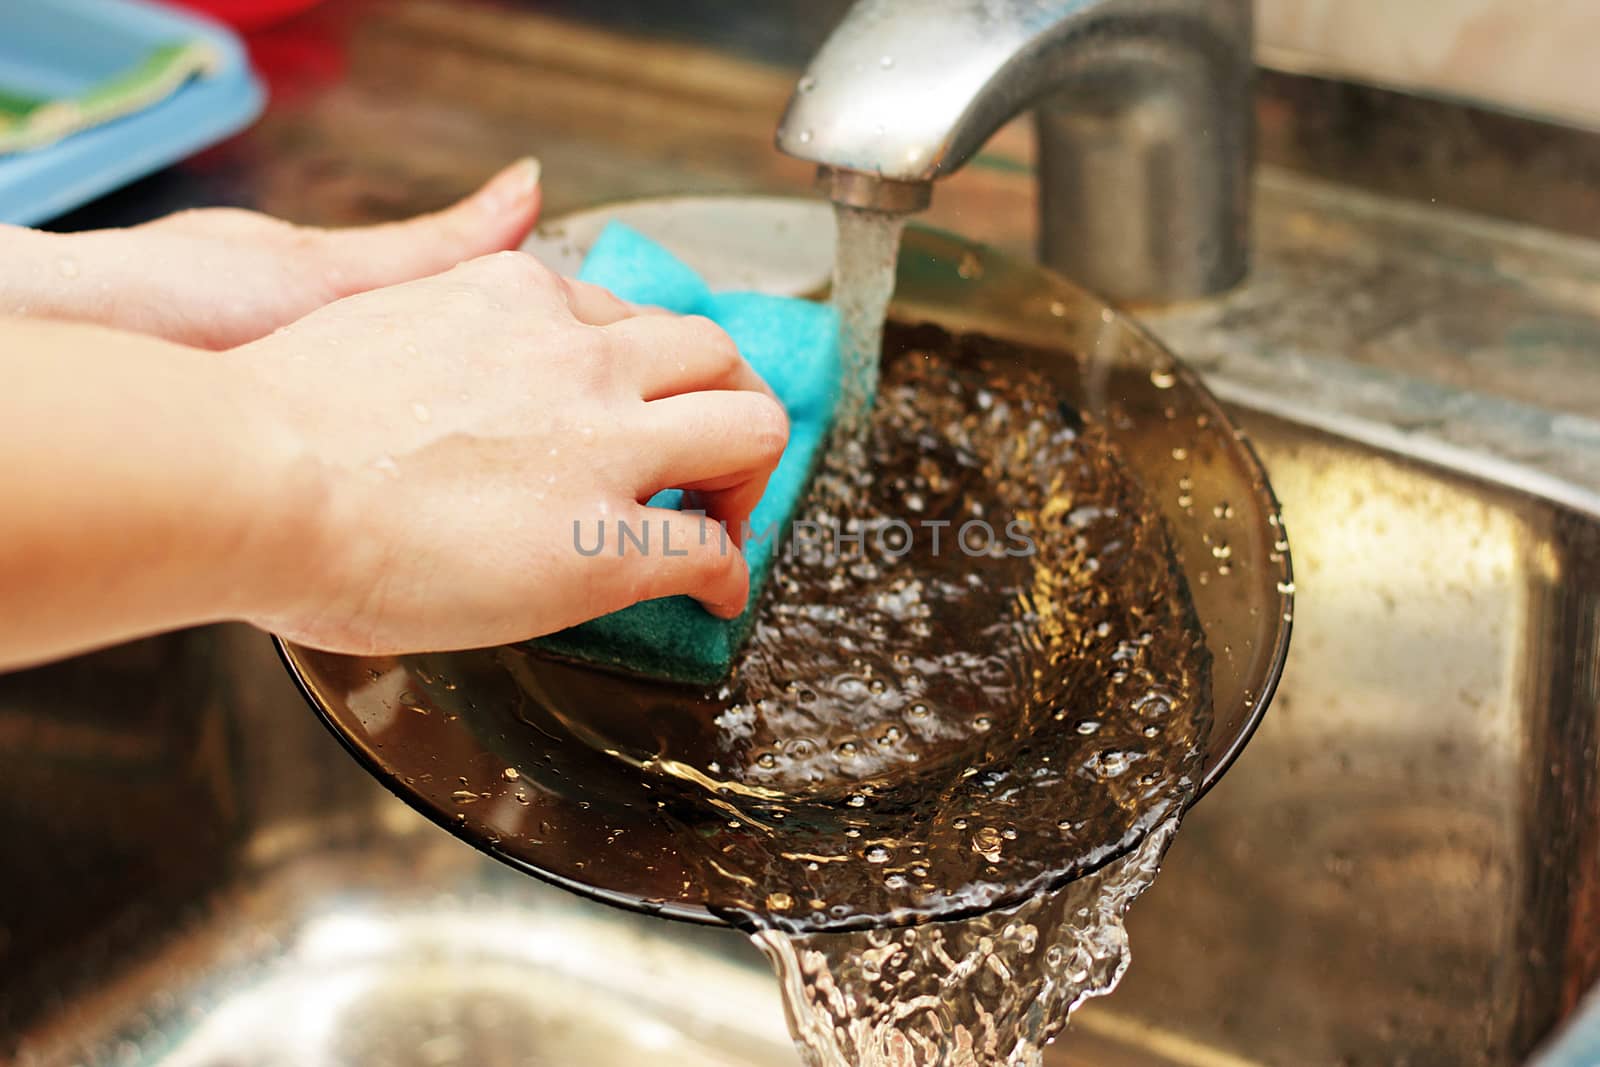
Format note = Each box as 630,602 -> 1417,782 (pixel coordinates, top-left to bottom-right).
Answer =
229,250 -> 789,657
0,158 -> 544,349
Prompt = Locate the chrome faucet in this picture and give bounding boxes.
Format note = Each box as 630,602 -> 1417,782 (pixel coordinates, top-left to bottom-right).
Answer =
776,0 -> 1253,302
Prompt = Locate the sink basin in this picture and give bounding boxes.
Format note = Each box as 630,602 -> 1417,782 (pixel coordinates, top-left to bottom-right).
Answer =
5,403 -> 1594,1066
1070,410 -> 1600,1066
4,205 -> 1597,1064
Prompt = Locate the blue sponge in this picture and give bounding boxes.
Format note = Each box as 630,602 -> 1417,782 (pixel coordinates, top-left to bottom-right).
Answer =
577,221 -> 712,311
533,222 -> 842,685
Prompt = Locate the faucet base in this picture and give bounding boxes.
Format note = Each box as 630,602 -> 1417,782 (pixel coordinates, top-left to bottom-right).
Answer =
1033,34 -> 1254,304
817,167 -> 933,214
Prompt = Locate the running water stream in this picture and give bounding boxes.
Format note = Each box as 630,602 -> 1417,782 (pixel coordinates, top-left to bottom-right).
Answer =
830,205 -> 908,439
744,204 -> 1198,1067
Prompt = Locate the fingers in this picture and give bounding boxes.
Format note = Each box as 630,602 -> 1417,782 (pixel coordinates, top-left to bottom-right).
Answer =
317,158 -> 544,293
635,390 -> 789,537
604,314 -> 778,402
561,277 -> 637,326
618,507 -> 752,619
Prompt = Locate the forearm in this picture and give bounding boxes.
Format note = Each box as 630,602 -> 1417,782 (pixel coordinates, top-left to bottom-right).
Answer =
0,224 -> 181,340
0,225 -> 76,321
0,316 -> 300,669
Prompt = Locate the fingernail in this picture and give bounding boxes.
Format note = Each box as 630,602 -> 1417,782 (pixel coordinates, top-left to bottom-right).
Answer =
480,157 -> 542,215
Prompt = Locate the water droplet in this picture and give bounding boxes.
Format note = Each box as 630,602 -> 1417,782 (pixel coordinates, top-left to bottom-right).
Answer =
502,767 -> 519,781
972,826 -> 1004,860
1277,579 -> 1296,595
1171,446 -> 1189,461
1149,367 -> 1175,389
1091,750 -> 1132,778
798,128 -> 814,144
1075,720 -> 1101,735
847,794 -> 867,808
865,845 -> 891,864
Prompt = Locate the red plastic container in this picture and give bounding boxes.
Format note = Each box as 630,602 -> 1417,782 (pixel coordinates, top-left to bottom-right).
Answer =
166,0 -> 324,32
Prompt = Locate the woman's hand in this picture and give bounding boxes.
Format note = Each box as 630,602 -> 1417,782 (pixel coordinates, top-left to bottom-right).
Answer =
0,160 -> 791,671
231,250 -> 788,657
0,158 -> 544,349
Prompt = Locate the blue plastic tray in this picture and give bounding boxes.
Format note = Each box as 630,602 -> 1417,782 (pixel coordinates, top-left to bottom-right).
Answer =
0,0 -> 265,226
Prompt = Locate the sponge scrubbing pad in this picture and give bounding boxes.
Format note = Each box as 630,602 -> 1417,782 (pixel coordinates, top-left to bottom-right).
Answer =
531,222 -> 842,685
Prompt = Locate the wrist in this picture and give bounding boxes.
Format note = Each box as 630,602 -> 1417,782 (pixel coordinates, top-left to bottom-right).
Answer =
0,318 -> 329,667
210,349 -> 339,634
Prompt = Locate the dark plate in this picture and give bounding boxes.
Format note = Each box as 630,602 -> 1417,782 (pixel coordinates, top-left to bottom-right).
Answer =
278,197 -> 1293,931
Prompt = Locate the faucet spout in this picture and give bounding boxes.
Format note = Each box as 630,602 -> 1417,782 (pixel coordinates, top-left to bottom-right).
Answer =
778,0 -> 1253,302
818,167 -> 934,213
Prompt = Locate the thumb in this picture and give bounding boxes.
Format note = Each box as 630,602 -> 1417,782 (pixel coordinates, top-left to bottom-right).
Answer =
320,158 -> 543,293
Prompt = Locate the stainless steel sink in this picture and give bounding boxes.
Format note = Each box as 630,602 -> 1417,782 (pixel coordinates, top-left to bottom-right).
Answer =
4,389 -> 1596,1067
10,0 -> 1600,1056
1069,410 -> 1600,1067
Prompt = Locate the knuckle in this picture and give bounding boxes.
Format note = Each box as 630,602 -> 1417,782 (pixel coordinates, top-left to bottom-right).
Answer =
683,315 -> 741,371
473,249 -> 552,287
680,534 -> 732,584
569,278 -> 611,307
743,394 -> 790,459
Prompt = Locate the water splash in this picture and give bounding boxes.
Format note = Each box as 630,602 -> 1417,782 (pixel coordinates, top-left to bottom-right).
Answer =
756,818 -> 1179,1067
